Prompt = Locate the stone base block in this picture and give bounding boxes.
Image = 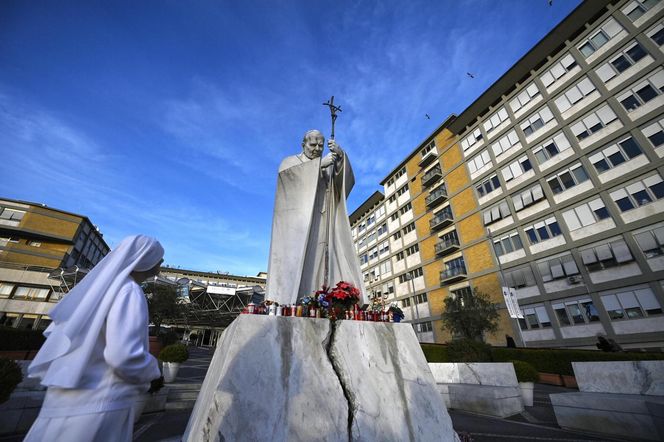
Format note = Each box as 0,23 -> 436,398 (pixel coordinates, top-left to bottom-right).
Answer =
447,384 -> 523,418
551,392 -> 664,441
183,315 -> 459,442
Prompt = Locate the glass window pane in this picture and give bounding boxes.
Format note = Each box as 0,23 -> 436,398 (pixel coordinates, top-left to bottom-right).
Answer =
567,304 -> 585,324
555,306 -> 571,326
636,84 -> 658,103
619,137 -> 642,158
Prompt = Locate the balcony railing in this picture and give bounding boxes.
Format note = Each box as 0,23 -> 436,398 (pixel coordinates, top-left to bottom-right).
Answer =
419,148 -> 438,167
440,266 -> 468,285
435,237 -> 460,256
425,185 -> 448,207
429,211 -> 453,231
421,166 -> 442,188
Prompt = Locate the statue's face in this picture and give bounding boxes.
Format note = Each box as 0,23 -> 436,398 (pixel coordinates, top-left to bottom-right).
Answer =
302,132 -> 324,159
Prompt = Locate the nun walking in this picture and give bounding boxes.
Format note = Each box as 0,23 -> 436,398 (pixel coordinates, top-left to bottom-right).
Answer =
25,235 -> 166,442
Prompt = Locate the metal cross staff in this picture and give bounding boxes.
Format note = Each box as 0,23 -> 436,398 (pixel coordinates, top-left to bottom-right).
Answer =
323,96 -> 342,140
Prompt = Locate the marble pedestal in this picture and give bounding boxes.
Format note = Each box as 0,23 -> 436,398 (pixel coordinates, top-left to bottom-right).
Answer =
183,315 -> 458,442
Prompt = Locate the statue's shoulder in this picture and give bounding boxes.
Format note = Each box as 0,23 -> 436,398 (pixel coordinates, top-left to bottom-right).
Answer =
279,154 -> 303,173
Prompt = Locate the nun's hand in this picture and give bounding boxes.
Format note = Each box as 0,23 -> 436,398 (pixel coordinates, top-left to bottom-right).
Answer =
147,376 -> 164,394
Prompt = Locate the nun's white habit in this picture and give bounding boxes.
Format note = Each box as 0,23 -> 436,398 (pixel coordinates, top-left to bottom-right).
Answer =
25,235 -> 164,442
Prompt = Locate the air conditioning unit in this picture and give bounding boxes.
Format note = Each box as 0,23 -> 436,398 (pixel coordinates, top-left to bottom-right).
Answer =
567,275 -> 582,284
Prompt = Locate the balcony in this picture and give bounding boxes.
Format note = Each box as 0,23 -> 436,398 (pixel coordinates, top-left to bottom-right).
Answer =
421,166 -> 442,188
435,237 -> 460,256
429,211 -> 453,231
425,185 -> 448,207
419,148 -> 438,167
440,266 -> 468,285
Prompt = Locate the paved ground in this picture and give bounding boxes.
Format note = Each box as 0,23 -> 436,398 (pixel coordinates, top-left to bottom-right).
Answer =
2,346 -> 624,442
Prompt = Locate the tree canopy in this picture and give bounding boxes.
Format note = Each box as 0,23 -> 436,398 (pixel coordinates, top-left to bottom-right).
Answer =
441,288 -> 499,342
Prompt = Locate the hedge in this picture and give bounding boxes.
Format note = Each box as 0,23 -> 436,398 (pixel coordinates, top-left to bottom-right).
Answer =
421,343 -> 664,376
0,327 -> 45,351
159,344 -> 189,363
0,357 -> 23,403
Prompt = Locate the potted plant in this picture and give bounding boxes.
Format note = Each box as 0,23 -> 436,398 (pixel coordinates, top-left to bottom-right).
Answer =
158,344 -> 189,383
0,357 -> 23,404
512,360 -> 538,407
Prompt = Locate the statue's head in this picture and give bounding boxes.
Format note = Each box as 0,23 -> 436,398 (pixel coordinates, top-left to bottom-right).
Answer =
301,129 -> 324,159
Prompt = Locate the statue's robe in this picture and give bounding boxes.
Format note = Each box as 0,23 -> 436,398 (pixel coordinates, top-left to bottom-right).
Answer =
265,152 -> 366,305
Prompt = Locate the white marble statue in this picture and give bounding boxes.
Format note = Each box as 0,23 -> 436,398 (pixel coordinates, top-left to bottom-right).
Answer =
265,129 -> 366,305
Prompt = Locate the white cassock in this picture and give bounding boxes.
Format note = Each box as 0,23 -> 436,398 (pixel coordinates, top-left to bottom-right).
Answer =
24,280 -> 160,442
265,150 -> 366,305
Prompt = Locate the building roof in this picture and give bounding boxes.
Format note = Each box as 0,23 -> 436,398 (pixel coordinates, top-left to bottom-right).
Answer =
159,266 -> 267,284
349,191 -> 385,226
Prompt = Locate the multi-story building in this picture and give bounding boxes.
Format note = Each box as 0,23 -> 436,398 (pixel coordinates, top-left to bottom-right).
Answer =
0,197 -> 110,330
352,0 -> 664,351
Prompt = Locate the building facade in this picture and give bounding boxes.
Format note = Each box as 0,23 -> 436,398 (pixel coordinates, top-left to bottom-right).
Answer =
352,0 -> 664,351
0,198 -> 110,330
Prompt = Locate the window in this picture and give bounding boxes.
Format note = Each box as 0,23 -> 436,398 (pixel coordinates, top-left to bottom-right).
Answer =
421,140 -> 436,156
601,287 -> 662,320
406,244 -> 419,256
0,208 -> 26,221
379,241 -> 390,255
562,198 -> 611,231
402,297 -> 412,308
439,230 -> 459,247
403,222 -> 416,234
504,266 -> 536,288
520,106 -> 555,137
634,225 -> 664,258
493,231 -> 524,257
524,217 -> 562,244
532,132 -> 572,165
375,205 -> 386,218
580,239 -> 634,271
512,183 -> 545,212
641,118 -> 664,149
595,41 -> 649,83
461,128 -> 483,151
647,22 -> 664,46
468,149 -> 492,175
483,107 -> 510,134
357,237 -> 366,249
415,321 -> 433,333
553,298 -> 600,326
366,215 -> 376,226
384,281 -> 395,295
395,251 -> 404,261
0,283 -> 14,298
541,52 -> 578,89
358,223 -> 366,233
482,200 -> 510,225
390,213 -> 398,222
509,82 -> 541,114
491,130 -> 521,158
399,202 -> 412,215
610,174 -> 664,212
392,231 -> 402,240
27,241 -> 42,247
360,254 -> 368,264
546,163 -> 590,194
501,155 -> 533,182
411,267 -> 423,278
570,105 -> 618,141
578,17 -> 624,58
386,167 -> 407,187
476,174 -> 501,198
369,247 -> 378,260
379,259 -> 392,274
537,254 -> 579,282
618,69 -> 664,112
388,195 -> 396,203
12,286 -> 50,301
589,136 -> 643,175
399,267 -> 423,283
396,185 -> 409,197
554,77 -> 597,113
622,0 -> 662,22
520,305 -> 552,330
415,293 -> 428,304
377,223 -> 388,236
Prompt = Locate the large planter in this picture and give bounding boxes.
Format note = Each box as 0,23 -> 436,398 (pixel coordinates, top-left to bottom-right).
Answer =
149,336 -> 163,358
561,375 -> 578,389
518,382 -> 534,407
538,372 -> 563,386
163,362 -> 181,383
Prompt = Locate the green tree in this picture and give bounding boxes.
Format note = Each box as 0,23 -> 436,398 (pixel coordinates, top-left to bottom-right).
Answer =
441,288 -> 499,342
143,283 -> 181,332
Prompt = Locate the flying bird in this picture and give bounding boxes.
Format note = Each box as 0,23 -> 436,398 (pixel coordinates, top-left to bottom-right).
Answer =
548,0 -> 553,5
466,72 -> 475,79
425,114 -> 431,120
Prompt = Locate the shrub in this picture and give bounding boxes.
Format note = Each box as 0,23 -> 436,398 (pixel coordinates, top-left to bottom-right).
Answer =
421,344 -> 449,362
447,338 -> 492,362
158,344 -> 189,363
0,358 -> 23,403
0,327 -> 45,351
512,360 -> 538,383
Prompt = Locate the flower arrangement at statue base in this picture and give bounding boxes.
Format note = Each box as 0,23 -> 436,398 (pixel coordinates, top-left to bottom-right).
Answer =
241,281 -> 404,322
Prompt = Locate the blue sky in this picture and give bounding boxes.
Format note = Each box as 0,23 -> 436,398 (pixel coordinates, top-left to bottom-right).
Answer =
0,0 -> 581,276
